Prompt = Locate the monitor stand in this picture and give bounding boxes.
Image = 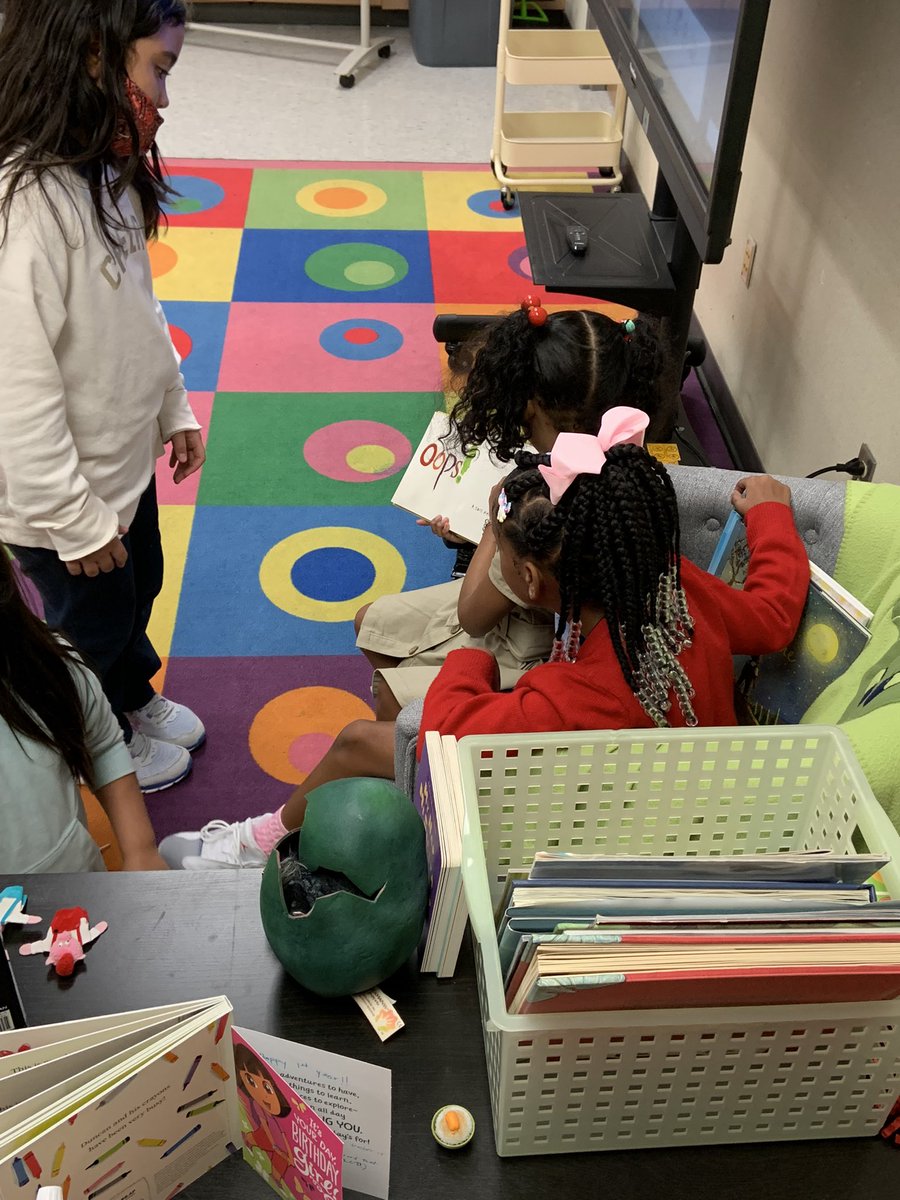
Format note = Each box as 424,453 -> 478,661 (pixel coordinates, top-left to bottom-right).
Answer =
518,191 -> 676,314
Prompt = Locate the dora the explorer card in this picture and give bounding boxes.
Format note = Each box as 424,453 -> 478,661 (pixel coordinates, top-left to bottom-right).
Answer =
233,1030 -> 342,1200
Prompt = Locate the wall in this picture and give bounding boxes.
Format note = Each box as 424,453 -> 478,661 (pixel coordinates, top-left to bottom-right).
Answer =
623,0 -> 900,481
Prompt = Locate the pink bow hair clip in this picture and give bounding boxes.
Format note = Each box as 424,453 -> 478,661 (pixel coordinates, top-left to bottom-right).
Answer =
539,406 -> 649,505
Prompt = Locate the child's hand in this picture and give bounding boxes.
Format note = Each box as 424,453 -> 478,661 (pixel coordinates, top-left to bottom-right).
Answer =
66,534 -> 128,577
416,514 -> 466,544
168,429 -> 206,484
731,474 -> 792,516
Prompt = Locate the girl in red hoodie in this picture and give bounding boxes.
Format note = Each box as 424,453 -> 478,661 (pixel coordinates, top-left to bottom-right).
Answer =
417,408 -> 808,748
160,407 -> 809,870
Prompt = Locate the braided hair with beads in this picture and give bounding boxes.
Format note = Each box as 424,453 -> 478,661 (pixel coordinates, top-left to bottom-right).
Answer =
498,445 -> 698,727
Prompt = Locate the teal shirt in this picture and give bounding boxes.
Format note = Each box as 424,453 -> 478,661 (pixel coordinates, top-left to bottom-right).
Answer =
0,659 -> 134,872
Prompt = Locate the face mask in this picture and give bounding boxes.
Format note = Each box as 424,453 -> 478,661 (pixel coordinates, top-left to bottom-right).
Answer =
111,78 -> 163,158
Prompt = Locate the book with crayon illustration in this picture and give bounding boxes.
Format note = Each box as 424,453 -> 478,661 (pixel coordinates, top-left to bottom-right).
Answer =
709,509 -> 872,723
0,997 -> 373,1200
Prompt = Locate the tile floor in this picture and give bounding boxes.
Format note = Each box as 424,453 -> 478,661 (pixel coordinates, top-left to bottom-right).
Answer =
165,23 -> 610,162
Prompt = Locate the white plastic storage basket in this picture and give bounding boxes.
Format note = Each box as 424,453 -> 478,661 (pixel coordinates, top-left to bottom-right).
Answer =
457,726 -> 900,1157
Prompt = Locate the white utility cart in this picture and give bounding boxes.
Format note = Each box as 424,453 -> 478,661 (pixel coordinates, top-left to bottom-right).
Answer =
491,0 -> 627,209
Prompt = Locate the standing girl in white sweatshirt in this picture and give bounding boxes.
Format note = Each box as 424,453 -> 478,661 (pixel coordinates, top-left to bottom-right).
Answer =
0,0 -> 205,794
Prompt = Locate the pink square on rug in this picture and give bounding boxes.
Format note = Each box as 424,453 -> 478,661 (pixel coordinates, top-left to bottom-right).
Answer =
155,391 -> 214,505
217,303 -> 443,392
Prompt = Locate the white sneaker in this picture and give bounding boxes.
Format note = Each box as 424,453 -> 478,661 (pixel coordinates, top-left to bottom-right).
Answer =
158,817 -> 269,870
127,694 -> 206,751
129,732 -> 192,793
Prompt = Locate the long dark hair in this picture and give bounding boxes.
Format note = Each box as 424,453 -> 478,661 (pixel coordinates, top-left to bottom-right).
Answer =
0,552 -> 96,787
450,308 -> 662,461
0,0 -> 188,243
498,445 -> 697,725
234,1043 -> 291,1118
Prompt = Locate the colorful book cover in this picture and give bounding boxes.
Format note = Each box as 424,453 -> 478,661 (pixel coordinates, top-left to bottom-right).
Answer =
739,580 -> 871,724
233,1031 -> 342,1200
707,513 -> 871,723
391,411 -> 511,544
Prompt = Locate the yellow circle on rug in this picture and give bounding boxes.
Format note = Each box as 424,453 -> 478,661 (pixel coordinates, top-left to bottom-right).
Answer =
295,178 -> 388,218
346,444 -> 397,474
259,527 -> 406,622
249,686 -> 374,784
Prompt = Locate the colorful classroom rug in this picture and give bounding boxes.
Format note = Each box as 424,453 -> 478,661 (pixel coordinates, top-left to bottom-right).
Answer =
146,159 -> 633,840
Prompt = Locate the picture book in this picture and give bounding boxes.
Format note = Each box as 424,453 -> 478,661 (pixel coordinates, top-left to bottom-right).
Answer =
391,411 -> 512,544
413,732 -> 467,977
501,888 -> 897,979
505,935 -> 900,1014
528,850 -> 890,886
708,511 -> 872,723
0,998 -> 391,1200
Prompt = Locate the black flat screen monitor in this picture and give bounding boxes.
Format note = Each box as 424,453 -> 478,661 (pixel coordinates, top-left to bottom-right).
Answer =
586,0 -> 770,263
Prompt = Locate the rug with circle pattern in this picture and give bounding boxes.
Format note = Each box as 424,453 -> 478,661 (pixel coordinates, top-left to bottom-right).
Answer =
147,160 -> 632,839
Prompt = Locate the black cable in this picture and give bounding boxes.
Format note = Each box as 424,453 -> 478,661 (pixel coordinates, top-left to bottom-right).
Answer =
672,424 -> 712,468
807,458 -> 867,480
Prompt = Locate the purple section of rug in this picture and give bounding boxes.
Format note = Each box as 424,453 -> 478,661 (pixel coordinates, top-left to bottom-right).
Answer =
681,370 -> 735,469
149,655 -> 376,840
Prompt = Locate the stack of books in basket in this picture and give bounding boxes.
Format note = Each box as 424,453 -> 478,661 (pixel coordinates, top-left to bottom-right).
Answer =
495,850 -> 900,1014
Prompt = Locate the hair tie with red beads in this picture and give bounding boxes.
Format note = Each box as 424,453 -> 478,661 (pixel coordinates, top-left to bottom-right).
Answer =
520,294 -> 548,327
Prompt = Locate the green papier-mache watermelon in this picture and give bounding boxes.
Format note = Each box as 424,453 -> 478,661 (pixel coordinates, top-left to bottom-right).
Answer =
259,777 -> 429,997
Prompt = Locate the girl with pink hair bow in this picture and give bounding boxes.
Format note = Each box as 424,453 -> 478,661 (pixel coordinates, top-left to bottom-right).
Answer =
416,411 -> 810,742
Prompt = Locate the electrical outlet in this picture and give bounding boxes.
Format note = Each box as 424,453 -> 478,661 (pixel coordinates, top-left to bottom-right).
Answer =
857,442 -> 877,482
740,237 -> 757,287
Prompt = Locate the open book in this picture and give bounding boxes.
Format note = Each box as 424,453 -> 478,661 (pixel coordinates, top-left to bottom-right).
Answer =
391,411 -> 512,544
709,509 -> 872,723
0,998 -> 392,1200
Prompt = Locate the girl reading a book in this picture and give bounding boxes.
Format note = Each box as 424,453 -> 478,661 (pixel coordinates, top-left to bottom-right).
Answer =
0,552 -> 167,873
355,299 -> 664,722
160,411 -> 809,870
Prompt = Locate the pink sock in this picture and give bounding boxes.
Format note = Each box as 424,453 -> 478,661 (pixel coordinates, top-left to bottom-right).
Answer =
251,806 -> 290,855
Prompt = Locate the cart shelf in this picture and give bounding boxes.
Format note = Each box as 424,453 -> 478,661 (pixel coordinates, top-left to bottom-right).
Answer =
503,29 -> 620,86
499,110 -> 622,170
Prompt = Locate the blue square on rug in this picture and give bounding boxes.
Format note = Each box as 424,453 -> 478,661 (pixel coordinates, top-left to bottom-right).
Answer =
171,503 -> 449,656
232,229 -> 435,303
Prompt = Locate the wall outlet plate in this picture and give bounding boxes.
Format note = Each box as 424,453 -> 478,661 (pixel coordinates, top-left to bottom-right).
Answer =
858,442 -> 877,482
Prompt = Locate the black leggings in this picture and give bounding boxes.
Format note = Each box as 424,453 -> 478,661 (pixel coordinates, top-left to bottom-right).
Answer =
9,479 -> 164,739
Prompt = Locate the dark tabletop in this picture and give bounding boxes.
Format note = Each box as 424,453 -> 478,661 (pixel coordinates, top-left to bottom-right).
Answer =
3,871 -> 899,1200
